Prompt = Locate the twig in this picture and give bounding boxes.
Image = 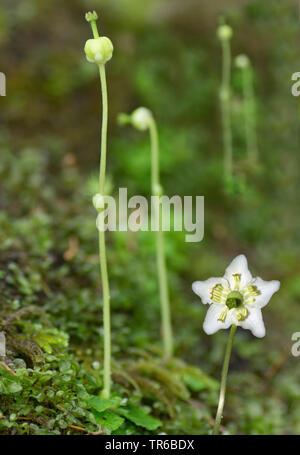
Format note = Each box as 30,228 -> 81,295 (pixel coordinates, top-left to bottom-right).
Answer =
0,361 -> 16,376
90,424 -> 106,435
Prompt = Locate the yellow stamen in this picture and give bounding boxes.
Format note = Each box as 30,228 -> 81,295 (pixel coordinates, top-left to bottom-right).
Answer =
245,285 -> 261,296
210,283 -> 228,304
232,273 -> 241,290
218,309 -> 228,323
236,307 -> 249,321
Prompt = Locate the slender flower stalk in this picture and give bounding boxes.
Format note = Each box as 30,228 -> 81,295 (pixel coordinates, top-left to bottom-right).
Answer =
213,324 -> 236,435
118,108 -> 174,357
149,116 -> 173,358
235,54 -> 258,164
85,11 -> 113,398
217,24 -> 233,182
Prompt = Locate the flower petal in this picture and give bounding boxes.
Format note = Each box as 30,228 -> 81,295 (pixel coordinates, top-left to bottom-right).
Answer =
203,304 -> 235,335
192,277 -> 228,305
251,277 -> 280,308
239,307 -> 266,338
224,254 -> 252,289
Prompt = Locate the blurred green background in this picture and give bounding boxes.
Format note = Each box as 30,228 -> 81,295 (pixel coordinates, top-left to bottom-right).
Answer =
1,0 -> 300,435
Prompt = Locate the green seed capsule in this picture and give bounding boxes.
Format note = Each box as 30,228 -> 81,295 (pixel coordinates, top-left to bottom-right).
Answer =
84,37 -> 113,65
152,183 -> 163,196
93,193 -> 105,212
235,54 -> 250,69
217,24 -> 233,41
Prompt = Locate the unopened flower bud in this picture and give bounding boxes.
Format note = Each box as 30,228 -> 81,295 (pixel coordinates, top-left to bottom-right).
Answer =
131,107 -> 152,131
93,193 -> 105,212
217,24 -> 233,41
84,37 -> 113,65
235,54 -> 250,69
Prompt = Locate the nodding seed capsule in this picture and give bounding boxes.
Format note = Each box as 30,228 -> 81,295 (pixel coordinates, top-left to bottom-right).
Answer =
84,37 -> 113,65
235,54 -> 250,69
131,107 -> 153,131
152,183 -> 164,196
93,193 -> 105,212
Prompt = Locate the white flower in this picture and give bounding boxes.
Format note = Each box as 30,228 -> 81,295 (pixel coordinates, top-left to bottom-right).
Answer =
192,255 -> 280,338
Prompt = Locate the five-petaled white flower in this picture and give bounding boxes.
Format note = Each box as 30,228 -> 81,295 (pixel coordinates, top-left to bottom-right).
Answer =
192,255 -> 280,338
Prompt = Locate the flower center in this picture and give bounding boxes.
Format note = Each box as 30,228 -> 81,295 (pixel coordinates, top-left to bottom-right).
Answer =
226,290 -> 243,309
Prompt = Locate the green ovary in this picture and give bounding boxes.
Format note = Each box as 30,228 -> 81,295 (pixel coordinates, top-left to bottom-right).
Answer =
222,291 -> 249,322
218,291 -> 250,323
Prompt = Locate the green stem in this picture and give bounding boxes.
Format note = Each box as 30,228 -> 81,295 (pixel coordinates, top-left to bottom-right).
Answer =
242,66 -> 258,164
220,39 -> 233,181
213,324 -> 236,435
148,117 -> 173,358
98,62 -> 111,400
89,18 -> 111,399
98,64 -> 108,194
149,118 -> 159,193
91,20 -> 100,38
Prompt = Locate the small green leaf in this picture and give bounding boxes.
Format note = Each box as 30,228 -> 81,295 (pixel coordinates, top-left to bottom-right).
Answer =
92,410 -> 124,433
7,382 -> 23,393
117,405 -> 161,431
88,395 -> 122,413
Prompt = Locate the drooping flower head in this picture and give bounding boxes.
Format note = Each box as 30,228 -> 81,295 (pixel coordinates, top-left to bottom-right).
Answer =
192,255 -> 280,338
235,54 -> 250,70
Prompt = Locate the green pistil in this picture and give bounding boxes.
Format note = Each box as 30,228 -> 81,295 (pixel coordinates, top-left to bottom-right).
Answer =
219,291 -> 249,324
226,290 -> 243,309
